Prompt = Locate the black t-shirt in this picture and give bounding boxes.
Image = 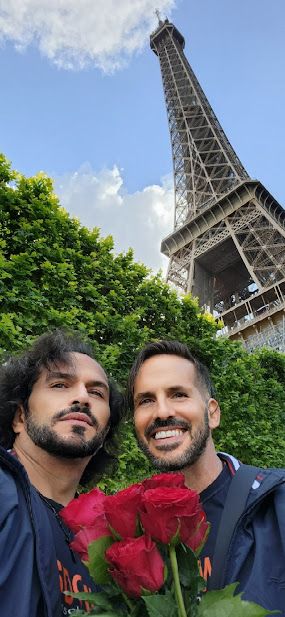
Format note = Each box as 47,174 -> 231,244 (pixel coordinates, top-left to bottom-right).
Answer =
40,495 -> 98,617
199,463 -> 233,586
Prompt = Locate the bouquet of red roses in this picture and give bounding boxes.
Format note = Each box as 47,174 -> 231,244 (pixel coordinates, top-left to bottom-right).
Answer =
61,473 -> 275,617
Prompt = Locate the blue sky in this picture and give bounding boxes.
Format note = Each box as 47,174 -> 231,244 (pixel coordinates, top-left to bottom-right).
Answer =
0,0 -> 284,271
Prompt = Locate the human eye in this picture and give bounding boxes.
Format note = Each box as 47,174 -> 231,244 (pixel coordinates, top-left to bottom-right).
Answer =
137,396 -> 154,407
50,382 -> 67,389
88,388 -> 104,398
172,390 -> 188,399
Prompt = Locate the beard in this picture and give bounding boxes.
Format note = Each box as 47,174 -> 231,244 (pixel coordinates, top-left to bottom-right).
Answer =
25,403 -> 109,459
136,409 -> 210,472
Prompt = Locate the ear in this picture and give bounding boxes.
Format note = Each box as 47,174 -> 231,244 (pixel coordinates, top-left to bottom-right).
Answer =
207,398 -> 221,430
12,405 -> 26,435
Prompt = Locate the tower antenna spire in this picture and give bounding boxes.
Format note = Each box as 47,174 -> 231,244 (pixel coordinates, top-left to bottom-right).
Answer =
155,8 -> 163,25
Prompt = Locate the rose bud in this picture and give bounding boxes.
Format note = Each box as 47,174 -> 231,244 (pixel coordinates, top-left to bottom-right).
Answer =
139,487 -> 209,550
70,523 -> 111,562
104,483 -> 143,538
183,512 -> 209,553
60,487 -> 106,533
105,535 -> 165,598
142,472 -> 186,491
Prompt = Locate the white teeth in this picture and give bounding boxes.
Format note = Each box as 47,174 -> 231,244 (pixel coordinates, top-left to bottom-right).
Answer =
154,429 -> 184,440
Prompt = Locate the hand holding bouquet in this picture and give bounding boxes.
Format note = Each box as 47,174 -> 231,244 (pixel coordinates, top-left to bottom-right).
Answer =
61,473 -> 276,617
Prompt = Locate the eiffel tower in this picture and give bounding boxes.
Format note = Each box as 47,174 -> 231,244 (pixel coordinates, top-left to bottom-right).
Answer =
150,17 -> 285,352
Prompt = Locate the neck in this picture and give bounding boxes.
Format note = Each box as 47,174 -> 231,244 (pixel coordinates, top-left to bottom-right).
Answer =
13,438 -> 90,505
182,442 -> 223,493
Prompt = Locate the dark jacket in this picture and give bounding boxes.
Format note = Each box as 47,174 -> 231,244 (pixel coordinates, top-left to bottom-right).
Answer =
0,446 -> 61,617
218,453 -> 285,615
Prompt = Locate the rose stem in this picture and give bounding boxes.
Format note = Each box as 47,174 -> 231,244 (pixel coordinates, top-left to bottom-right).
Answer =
169,545 -> 187,617
121,590 -> 136,613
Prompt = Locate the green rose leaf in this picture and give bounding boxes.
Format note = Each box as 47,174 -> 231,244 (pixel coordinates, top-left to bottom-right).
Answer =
100,582 -> 122,599
176,543 -> 204,591
63,591 -> 124,616
143,590 -> 178,617
63,591 -> 99,602
87,537 -> 114,584
198,583 -> 280,617
64,590 -> 117,610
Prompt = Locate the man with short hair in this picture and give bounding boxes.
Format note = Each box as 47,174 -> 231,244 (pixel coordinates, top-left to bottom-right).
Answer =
127,339 -> 285,614
0,329 -> 123,617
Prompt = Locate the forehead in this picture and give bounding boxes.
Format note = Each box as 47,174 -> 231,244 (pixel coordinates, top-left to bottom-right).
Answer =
134,354 -> 197,393
37,352 -> 108,385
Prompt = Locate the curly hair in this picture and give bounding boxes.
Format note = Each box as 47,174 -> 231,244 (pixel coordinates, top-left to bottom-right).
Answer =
0,329 -> 124,486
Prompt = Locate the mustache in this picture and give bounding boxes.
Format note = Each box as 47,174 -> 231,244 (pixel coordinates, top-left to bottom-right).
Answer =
144,417 -> 191,439
52,403 -> 99,428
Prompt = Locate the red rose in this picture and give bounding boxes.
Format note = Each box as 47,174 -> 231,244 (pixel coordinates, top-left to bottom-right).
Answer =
142,472 -> 186,490
104,483 -> 143,538
184,511 -> 209,552
60,487 -> 106,533
105,535 -> 165,597
70,523 -> 111,561
139,487 -> 209,550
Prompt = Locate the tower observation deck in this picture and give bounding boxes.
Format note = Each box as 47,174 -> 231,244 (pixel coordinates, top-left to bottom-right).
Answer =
151,19 -> 285,351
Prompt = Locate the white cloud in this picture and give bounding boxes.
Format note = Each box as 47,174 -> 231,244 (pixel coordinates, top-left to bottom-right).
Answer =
54,162 -> 174,272
0,0 -> 176,71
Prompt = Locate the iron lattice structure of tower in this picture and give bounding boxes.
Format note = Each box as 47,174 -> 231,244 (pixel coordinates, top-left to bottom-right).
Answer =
151,18 -> 285,351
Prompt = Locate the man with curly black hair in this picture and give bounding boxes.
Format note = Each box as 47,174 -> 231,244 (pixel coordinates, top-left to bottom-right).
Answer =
0,329 -> 123,617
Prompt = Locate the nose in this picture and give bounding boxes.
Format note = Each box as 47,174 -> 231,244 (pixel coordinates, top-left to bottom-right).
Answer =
155,396 -> 175,419
71,383 -> 90,407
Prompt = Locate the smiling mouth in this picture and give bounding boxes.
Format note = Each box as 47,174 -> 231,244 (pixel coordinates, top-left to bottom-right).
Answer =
151,428 -> 187,441
59,413 -> 93,426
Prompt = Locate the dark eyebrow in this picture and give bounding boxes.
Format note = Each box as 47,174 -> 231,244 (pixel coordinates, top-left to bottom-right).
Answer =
167,385 -> 191,393
134,385 -> 192,406
89,380 -> 109,392
45,371 -> 109,391
45,371 -> 74,382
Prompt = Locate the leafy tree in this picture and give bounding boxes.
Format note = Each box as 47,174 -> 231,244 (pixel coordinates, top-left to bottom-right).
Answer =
0,154 -> 284,491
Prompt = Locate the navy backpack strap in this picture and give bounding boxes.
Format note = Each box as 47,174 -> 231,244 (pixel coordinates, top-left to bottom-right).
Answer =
207,464 -> 259,591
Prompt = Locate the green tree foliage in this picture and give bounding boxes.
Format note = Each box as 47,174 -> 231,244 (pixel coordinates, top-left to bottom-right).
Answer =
0,154 -> 284,490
